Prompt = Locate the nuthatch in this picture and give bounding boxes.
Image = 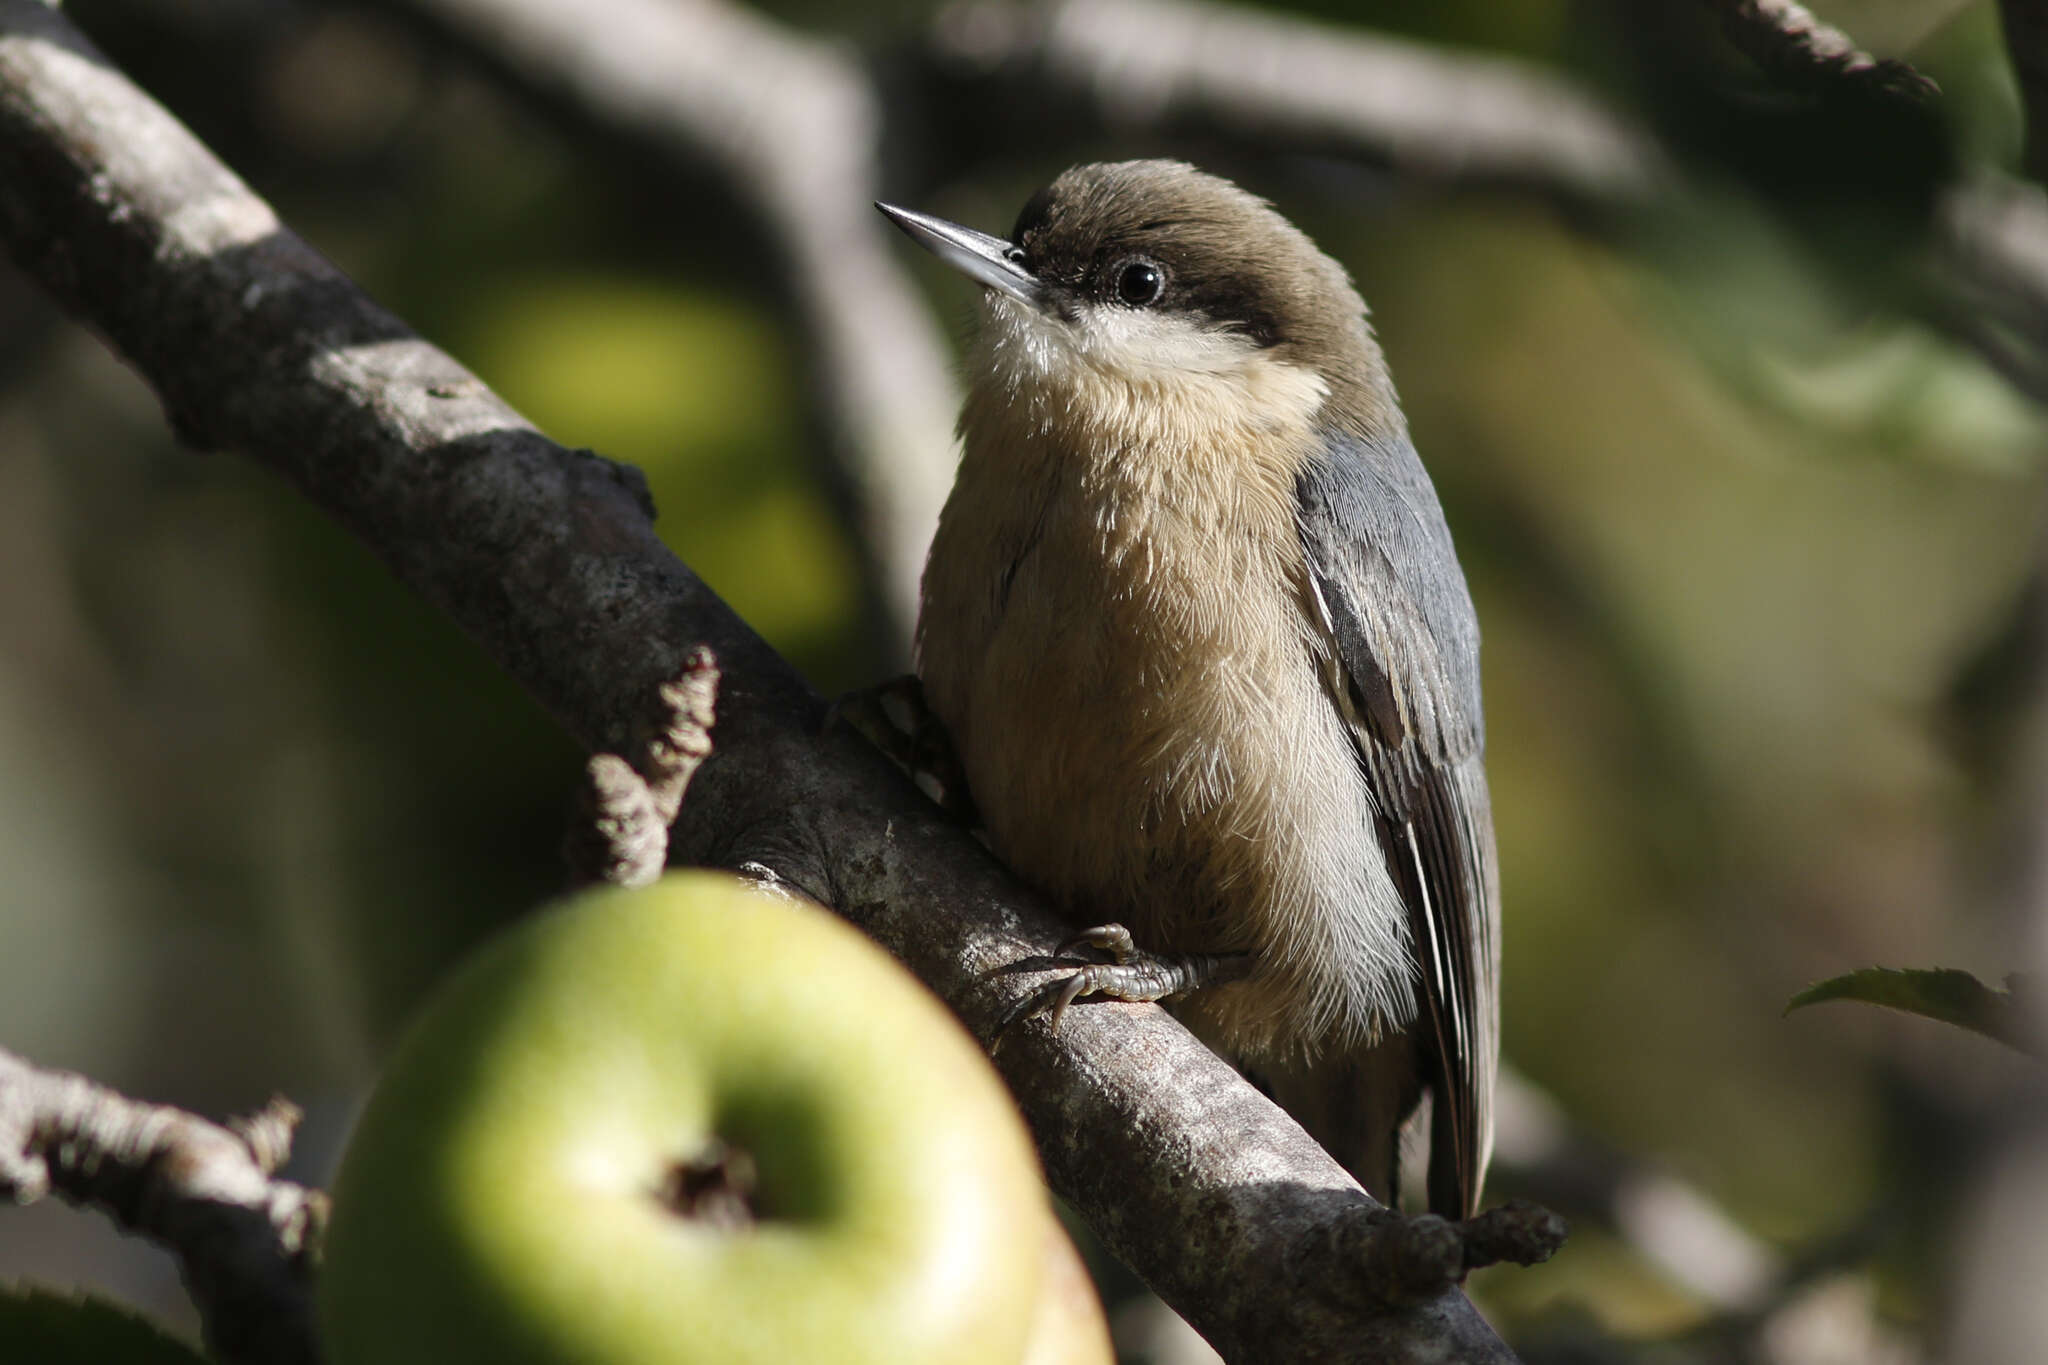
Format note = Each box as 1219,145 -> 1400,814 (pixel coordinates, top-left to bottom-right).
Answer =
878,161 -> 1498,1218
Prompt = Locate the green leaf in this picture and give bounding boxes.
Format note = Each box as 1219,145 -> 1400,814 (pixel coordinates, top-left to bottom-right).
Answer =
1787,967 -> 2041,1058
0,1285 -> 212,1365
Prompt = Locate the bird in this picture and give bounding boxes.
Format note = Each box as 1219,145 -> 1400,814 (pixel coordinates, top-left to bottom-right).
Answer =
876,160 -> 1498,1219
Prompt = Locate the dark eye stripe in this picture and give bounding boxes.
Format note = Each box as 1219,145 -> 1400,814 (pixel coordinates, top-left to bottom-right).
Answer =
1182,276 -> 1283,346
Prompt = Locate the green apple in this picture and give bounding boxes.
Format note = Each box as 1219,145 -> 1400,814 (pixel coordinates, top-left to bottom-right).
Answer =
1019,1216 -> 1117,1365
318,870 -> 1066,1365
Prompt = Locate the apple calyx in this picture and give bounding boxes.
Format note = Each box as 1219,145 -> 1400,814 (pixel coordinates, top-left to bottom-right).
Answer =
659,1138 -> 760,1231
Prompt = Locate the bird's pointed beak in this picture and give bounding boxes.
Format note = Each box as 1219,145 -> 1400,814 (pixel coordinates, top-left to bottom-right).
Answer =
876,202 -> 1045,310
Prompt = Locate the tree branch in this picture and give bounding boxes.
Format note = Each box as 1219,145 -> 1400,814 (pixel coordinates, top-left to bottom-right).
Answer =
920,0 -> 2048,417
2000,0 -> 2048,184
384,0 -> 967,652
0,1048 -> 325,1365
564,646 -> 719,888
1934,172 -> 2048,403
0,2 -> 1534,1358
1697,0 -> 1939,103
928,0 -> 1668,209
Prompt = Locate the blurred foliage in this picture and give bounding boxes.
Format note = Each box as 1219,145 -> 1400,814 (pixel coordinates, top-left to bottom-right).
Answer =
447,276 -> 861,671
0,0 -> 2044,1361
0,1287 -> 213,1365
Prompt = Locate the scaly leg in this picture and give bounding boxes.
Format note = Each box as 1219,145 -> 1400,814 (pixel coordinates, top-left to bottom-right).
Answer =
999,923 -> 1251,1035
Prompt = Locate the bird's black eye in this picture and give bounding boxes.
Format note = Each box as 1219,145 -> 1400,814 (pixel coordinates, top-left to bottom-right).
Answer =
1114,260 -> 1165,307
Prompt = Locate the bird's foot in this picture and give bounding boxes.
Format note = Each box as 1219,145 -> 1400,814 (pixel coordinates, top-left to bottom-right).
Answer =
996,924 -> 1252,1037
828,675 -> 976,822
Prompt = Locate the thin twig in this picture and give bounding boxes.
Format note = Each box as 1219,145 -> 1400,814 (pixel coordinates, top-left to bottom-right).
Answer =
565,645 -> 719,886
0,1048 -> 325,1365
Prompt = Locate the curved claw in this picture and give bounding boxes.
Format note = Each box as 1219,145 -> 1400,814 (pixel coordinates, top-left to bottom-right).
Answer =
993,965 -> 1120,1050
1043,971 -> 1094,1031
992,971 -> 1091,1051
1054,923 -> 1135,962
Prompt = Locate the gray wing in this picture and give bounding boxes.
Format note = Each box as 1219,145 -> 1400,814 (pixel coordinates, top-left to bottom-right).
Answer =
1294,429 -> 1499,1219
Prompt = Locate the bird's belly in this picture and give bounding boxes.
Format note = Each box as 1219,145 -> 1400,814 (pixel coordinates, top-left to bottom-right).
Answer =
951,547 -> 1412,1055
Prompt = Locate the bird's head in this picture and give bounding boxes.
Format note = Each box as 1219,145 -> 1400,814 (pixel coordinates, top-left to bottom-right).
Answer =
879,161 -> 1399,439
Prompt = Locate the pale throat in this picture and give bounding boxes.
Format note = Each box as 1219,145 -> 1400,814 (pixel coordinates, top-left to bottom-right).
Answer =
964,296 -> 1330,495
948,296 -> 1329,620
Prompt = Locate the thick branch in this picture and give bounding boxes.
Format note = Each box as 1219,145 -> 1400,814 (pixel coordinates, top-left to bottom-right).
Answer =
386,0 -> 962,649
0,3 -> 1524,1359
0,1048 -> 325,1365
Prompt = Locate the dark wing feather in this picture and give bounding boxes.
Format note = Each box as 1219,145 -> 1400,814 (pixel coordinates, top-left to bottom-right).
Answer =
1295,429 -> 1500,1219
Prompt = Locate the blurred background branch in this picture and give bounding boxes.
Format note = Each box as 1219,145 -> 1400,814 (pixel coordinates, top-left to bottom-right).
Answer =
377,0 -> 964,655
1698,0 -> 1940,102
918,0 -> 1667,208
1996,0 -> 2048,182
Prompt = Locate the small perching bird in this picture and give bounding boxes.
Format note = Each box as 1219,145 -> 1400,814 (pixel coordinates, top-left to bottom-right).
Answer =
878,161 -> 1499,1219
